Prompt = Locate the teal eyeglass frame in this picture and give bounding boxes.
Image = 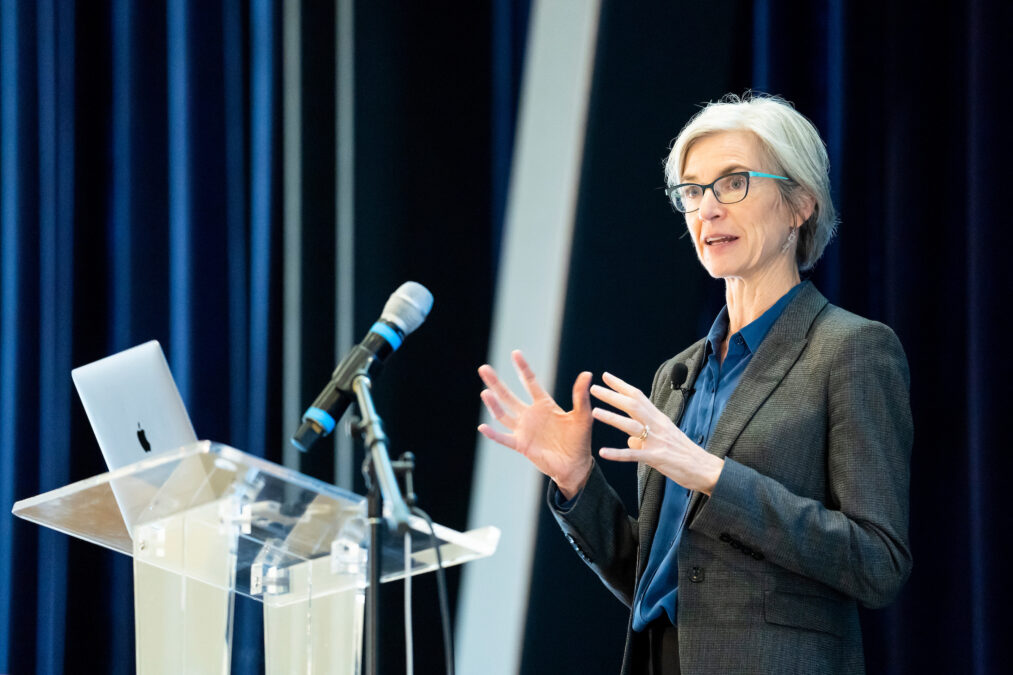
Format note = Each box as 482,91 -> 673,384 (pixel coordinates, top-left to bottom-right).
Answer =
665,170 -> 789,213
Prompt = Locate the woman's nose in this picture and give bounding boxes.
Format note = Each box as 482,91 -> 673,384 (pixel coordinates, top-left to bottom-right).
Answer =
697,187 -> 723,220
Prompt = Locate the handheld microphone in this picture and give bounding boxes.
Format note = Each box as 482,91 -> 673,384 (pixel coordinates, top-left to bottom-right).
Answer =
291,281 -> 434,452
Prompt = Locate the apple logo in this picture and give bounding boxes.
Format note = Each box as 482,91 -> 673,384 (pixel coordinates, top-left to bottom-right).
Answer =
136,423 -> 152,452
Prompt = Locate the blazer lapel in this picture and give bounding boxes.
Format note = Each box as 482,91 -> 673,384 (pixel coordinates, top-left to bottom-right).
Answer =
636,339 -> 707,570
686,282 -> 828,515
638,339 -> 707,505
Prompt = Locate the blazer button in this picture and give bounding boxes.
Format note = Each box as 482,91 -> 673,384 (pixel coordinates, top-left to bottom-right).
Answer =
689,566 -> 704,583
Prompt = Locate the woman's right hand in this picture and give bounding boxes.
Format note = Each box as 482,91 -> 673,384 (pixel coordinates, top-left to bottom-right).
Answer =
477,350 -> 594,499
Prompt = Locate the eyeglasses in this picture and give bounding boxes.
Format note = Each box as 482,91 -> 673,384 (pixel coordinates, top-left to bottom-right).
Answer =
664,171 -> 789,213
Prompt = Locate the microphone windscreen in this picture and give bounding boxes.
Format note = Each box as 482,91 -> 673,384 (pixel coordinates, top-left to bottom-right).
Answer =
381,281 -> 434,335
671,363 -> 689,390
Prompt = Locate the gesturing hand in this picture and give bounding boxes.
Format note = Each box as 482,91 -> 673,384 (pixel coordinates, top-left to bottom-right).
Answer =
477,350 -> 594,499
590,371 -> 724,496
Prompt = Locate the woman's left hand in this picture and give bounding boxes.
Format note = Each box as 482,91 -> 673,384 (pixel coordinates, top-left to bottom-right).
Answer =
590,372 -> 725,496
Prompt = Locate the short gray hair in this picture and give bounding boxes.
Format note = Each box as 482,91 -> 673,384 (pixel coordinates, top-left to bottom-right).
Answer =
665,93 -> 837,272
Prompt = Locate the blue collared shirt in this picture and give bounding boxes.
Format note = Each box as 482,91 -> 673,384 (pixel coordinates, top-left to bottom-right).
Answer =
631,283 -> 802,631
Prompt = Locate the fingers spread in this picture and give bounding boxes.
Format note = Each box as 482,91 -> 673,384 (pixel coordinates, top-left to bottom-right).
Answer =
481,389 -> 517,428
591,406 -> 642,437
602,372 -> 650,404
478,423 -> 518,450
511,350 -> 551,401
589,384 -> 639,417
478,363 -> 526,413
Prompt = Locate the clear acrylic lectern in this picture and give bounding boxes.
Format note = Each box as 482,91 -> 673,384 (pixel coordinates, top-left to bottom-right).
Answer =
12,441 -> 499,674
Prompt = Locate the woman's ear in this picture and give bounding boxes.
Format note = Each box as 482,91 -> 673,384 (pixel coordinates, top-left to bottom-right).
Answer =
794,192 -> 816,229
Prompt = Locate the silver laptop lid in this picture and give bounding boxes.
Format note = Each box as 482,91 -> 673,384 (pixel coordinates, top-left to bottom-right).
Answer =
72,340 -> 197,472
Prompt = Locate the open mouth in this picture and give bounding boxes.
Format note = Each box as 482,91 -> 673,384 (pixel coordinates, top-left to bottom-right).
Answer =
704,235 -> 738,246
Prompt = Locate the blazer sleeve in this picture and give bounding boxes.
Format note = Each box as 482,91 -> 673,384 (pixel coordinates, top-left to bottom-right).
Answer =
545,361 -> 671,608
688,321 -> 913,609
547,461 -> 639,607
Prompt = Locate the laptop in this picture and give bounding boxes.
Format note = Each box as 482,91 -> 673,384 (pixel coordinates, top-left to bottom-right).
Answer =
72,340 -> 198,533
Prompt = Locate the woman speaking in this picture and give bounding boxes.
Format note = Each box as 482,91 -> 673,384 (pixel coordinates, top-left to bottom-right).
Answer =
477,94 -> 912,675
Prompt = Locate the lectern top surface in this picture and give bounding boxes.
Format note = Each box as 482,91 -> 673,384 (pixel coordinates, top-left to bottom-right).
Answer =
12,442 -> 500,604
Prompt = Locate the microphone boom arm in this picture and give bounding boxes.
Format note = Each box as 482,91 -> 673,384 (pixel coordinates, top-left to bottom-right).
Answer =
352,375 -> 412,532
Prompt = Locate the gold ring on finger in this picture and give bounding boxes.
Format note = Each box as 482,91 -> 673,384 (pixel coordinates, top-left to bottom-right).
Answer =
638,424 -> 650,442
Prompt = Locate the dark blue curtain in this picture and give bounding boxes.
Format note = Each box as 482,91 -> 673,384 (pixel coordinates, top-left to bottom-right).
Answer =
0,0 -> 281,672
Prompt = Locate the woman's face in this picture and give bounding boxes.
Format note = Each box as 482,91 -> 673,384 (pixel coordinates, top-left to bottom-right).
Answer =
680,130 -> 801,284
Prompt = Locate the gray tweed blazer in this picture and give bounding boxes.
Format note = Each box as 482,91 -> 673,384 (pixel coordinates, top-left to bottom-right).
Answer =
550,282 -> 912,675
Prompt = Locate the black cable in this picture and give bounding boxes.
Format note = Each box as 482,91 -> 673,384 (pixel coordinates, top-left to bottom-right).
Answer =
411,506 -> 455,675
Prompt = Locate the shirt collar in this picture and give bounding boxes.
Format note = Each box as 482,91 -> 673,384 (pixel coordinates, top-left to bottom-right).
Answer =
704,282 -> 804,356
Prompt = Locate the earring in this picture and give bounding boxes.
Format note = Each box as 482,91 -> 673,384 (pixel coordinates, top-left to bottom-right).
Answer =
781,227 -> 798,253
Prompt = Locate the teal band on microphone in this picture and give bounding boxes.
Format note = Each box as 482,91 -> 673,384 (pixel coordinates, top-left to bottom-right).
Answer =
371,321 -> 403,350
303,406 -> 336,433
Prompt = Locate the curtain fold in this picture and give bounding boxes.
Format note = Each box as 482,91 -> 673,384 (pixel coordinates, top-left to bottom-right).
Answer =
2,3 -> 43,674
962,4 -> 1011,673
34,4 -> 75,673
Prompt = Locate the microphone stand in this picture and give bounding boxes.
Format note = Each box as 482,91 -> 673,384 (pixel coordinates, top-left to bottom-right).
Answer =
351,375 -> 412,675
